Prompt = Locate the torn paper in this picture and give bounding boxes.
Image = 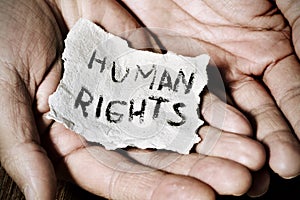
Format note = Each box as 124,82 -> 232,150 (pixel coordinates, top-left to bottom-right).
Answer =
48,18 -> 209,154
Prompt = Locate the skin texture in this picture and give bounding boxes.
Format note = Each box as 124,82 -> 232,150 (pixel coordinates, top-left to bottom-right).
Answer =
121,0 -> 300,178
0,0 -> 297,199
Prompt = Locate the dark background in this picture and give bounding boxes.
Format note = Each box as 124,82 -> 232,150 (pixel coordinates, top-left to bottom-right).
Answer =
1,165 -> 299,200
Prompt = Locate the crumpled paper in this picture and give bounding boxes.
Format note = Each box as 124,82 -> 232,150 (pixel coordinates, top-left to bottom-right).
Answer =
48,18 -> 209,154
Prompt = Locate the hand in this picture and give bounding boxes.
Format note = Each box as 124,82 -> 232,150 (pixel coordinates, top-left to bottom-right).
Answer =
0,0 -> 265,199
275,0 -> 300,58
122,0 -> 300,178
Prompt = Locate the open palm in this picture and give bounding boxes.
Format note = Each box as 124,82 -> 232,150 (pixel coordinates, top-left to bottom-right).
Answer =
122,0 -> 300,179
1,0 -> 291,199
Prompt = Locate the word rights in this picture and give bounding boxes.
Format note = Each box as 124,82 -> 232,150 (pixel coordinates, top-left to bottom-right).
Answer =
48,18 -> 209,154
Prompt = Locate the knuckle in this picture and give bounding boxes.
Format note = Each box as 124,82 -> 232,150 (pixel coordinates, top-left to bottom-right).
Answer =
277,86 -> 300,110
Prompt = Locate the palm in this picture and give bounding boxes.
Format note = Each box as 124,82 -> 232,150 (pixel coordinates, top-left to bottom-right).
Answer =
123,1 -> 289,77
38,0 -> 263,197
0,0 -> 293,199
123,0 -> 300,177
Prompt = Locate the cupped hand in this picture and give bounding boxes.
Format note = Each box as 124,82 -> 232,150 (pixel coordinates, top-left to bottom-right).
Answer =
275,0 -> 300,58
0,0 -> 265,199
121,0 -> 300,180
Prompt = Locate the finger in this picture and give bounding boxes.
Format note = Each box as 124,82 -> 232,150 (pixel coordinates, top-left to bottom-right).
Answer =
196,126 -> 265,171
127,150 -> 252,196
275,0 -> 300,57
56,0 -> 138,33
230,78 -> 300,178
0,73 -> 56,199
263,55 -> 300,140
263,55 -> 300,178
201,90 -> 252,136
247,168 -> 270,198
47,123 -> 215,200
68,148 -> 215,200
35,58 -> 62,132
55,0 -> 159,51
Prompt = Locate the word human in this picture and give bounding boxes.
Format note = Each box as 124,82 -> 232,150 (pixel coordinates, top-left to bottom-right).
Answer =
88,50 -> 195,93
74,50 -> 197,126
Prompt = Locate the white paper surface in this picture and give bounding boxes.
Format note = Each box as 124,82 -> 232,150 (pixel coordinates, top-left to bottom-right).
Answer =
48,18 -> 209,154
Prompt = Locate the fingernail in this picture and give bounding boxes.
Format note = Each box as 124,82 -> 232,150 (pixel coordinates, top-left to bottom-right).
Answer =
24,185 -> 37,200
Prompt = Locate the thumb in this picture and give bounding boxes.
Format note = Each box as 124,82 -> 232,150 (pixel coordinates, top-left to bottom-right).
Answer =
275,0 -> 300,57
0,71 -> 56,200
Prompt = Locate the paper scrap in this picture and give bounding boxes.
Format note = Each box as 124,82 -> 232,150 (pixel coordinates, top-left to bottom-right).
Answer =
48,18 -> 209,154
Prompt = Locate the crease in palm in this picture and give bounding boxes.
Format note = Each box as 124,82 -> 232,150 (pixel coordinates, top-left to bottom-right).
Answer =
1,0 -> 299,199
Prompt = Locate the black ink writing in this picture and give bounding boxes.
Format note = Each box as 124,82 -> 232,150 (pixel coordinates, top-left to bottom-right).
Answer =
148,96 -> 169,119
74,86 -> 94,118
106,100 -> 127,123
112,61 -> 130,83
129,99 -> 146,123
96,95 -> 103,118
88,50 -> 106,72
173,70 -> 194,94
158,69 -> 173,91
167,103 -> 186,126
135,65 -> 157,89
